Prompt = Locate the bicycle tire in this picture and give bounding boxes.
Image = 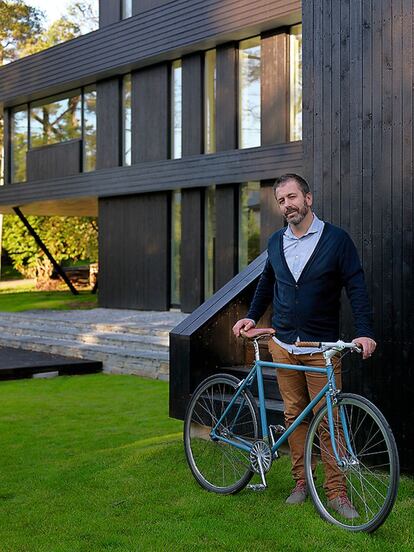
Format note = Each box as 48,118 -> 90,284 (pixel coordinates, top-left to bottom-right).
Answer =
184,373 -> 259,494
304,393 -> 399,532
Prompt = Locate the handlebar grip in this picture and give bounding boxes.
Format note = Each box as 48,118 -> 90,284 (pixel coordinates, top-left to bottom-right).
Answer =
294,341 -> 321,348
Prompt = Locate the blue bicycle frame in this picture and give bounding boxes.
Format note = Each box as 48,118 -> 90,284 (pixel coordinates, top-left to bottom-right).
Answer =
210,348 -> 354,466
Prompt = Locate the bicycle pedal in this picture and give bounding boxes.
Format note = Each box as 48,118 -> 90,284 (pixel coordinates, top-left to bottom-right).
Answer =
247,483 -> 267,492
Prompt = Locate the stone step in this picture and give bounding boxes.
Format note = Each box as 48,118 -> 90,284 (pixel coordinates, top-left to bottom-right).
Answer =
0,321 -> 169,351
0,333 -> 170,380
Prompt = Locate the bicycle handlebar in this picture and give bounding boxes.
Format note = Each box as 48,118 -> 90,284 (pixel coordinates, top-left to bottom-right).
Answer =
295,340 -> 362,353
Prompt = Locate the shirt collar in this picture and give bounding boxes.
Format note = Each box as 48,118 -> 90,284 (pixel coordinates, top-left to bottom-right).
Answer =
284,213 -> 324,239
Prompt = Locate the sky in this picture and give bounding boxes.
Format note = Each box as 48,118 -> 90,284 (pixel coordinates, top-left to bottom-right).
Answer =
25,0 -> 71,23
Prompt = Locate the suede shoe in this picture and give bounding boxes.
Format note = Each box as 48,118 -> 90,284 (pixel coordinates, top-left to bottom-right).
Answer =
327,493 -> 360,519
285,480 -> 308,504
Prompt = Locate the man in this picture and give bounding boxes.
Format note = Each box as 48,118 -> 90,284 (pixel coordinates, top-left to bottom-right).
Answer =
232,173 -> 376,519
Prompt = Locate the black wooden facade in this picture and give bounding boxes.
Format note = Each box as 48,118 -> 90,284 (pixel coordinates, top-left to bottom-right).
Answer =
0,1 -> 413,470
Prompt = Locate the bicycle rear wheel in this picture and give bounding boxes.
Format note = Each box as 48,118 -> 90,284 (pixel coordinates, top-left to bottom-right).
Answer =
305,393 -> 399,532
184,374 -> 259,494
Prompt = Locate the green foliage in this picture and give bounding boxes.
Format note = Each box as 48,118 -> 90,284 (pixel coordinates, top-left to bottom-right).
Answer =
2,215 -> 98,282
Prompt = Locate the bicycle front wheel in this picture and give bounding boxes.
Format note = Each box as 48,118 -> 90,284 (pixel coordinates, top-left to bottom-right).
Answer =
305,393 -> 399,532
184,374 -> 259,494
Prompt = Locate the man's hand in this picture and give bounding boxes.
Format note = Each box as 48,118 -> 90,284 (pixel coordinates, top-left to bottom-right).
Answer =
352,337 -> 376,360
232,318 -> 256,337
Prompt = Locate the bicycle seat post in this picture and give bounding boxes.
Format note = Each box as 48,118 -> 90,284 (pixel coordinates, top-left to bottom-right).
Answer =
253,339 -> 260,361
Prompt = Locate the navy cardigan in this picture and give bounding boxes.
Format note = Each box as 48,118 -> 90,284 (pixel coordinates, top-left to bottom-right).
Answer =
247,222 -> 374,342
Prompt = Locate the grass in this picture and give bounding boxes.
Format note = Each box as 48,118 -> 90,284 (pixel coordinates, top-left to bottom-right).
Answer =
0,282 -> 97,311
0,373 -> 412,552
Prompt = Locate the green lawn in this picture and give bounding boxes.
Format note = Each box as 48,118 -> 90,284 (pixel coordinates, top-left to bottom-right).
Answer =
0,374 -> 412,552
0,283 -> 97,311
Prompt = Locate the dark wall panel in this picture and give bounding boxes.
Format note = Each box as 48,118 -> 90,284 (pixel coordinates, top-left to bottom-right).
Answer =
180,189 -> 204,312
3,109 -> 11,185
182,53 -> 204,156
132,63 -> 169,163
216,43 -> 237,151
261,29 -> 289,145
99,0 -> 121,27
96,77 -> 122,169
302,0 -> 414,472
26,140 -> 81,181
215,184 -> 238,291
132,0 -> 172,16
99,193 -> 169,310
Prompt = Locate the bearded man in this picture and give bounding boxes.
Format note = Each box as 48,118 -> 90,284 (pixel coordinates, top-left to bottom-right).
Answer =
232,173 -> 376,519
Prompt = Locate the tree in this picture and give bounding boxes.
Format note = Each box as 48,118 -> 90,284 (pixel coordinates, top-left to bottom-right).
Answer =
2,215 -> 98,286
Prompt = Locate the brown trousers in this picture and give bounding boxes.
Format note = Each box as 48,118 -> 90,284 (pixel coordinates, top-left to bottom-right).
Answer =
268,339 -> 346,499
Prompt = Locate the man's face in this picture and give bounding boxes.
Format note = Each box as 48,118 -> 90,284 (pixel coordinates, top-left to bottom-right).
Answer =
274,180 -> 313,225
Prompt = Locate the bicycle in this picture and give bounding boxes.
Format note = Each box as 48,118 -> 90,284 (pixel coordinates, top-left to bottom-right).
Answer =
183,328 -> 399,532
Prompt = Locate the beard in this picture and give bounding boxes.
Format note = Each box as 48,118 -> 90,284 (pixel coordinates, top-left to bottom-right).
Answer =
284,202 -> 310,225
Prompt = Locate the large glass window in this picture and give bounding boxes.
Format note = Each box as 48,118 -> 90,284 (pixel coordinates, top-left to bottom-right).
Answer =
122,0 -> 132,19
123,74 -> 132,166
239,37 -> 261,149
204,186 -> 216,299
290,24 -> 302,141
30,91 -> 82,148
239,181 -> 260,270
11,106 -> 28,183
83,86 -> 96,172
204,49 -> 216,154
171,190 -> 182,307
171,60 -> 182,159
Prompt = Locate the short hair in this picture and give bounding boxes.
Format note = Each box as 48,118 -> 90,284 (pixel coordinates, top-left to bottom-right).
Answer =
273,174 -> 311,196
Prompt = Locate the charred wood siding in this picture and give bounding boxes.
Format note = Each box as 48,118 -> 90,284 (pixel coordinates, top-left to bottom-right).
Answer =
0,0 -> 301,107
26,140 -> 82,181
302,0 -> 413,472
96,78 -> 122,169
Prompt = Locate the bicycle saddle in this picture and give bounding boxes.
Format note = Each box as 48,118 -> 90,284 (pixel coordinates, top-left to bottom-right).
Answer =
240,328 -> 275,340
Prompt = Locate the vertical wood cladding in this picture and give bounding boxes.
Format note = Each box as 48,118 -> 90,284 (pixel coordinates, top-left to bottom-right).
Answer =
215,185 -> 238,291
99,193 -> 169,310
261,29 -> 289,145
260,182 -> 285,250
99,0 -> 121,27
96,78 -> 122,169
132,0 -> 172,16
131,63 -> 169,163
216,43 -> 238,151
3,109 -> 10,185
182,53 -> 204,156
302,0 -> 414,470
26,140 -> 81,181
180,189 -> 204,312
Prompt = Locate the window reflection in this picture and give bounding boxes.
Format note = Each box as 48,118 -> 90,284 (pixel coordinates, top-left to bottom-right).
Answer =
171,60 -> 182,159
239,181 -> 260,270
204,186 -> 216,299
83,86 -> 96,172
123,74 -> 132,166
239,37 -> 261,149
30,91 -> 82,148
290,24 -> 302,141
171,190 -> 182,306
11,106 -> 28,183
122,0 -> 132,19
204,49 -> 216,153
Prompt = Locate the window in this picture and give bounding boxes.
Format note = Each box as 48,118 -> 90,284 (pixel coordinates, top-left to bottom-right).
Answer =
239,37 -> 261,149
30,91 -> 82,148
83,86 -> 97,172
204,186 -> 216,299
123,74 -> 132,166
239,182 -> 260,270
290,24 -> 302,141
10,106 -> 28,183
122,0 -> 132,19
171,60 -> 182,159
204,49 -> 216,154
171,190 -> 182,306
